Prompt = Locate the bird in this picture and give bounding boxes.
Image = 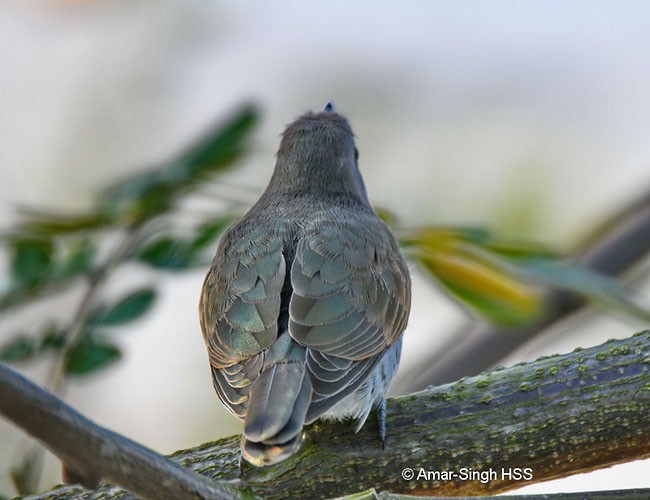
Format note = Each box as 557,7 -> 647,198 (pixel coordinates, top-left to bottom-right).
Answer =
199,102 -> 411,466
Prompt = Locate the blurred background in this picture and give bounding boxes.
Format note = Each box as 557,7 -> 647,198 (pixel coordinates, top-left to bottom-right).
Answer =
1,0 -> 649,496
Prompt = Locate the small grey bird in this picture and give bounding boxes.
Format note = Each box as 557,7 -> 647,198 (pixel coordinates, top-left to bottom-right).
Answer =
199,103 -> 411,466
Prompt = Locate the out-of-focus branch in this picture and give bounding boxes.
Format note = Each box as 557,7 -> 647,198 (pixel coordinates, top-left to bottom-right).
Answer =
0,362 -> 240,500
48,226 -> 140,396
10,226 -> 144,495
7,331 -> 650,499
401,190 -> 650,390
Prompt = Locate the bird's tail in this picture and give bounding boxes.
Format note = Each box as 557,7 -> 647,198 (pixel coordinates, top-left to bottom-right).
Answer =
242,362 -> 312,466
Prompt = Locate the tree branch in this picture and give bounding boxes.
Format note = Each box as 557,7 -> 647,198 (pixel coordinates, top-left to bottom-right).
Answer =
4,331 -> 648,499
0,362 -> 241,500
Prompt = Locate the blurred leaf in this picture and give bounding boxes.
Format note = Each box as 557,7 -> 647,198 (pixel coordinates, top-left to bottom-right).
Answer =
0,252 -> 91,314
40,325 -> 66,351
91,288 -> 157,326
417,250 -> 543,327
1,325 -> 66,364
0,325 -> 68,365
17,208 -> 111,235
498,256 -> 650,322
65,338 -> 121,375
175,103 -> 258,176
456,238 -> 650,321
0,238 -> 96,312
0,336 -> 35,362
99,104 -> 258,224
401,226 -> 492,249
374,207 -> 398,226
11,238 -> 54,287
136,218 -> 231,271
407,225 -> 650,327
54,239 -> 96,279
137,237 -> 193,270
406,227 -> 545,327
483,240 -> 558,260
190,218 -> 232,250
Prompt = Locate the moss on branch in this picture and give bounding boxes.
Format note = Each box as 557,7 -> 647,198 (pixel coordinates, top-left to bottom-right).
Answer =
23,331 -> 650,499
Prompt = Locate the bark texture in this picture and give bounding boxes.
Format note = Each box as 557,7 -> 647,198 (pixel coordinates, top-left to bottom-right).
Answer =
17,331 -> 650,499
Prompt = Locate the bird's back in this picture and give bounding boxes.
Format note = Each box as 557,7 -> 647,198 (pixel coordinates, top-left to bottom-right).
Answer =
199,106 -> 411,466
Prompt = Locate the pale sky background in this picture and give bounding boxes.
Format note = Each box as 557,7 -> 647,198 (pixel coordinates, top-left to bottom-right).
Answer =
1,1 -> 649,496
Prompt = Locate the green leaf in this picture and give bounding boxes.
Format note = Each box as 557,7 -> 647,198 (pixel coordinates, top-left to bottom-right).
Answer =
190,218 -> 232,251
17,208 -> 112,234
0,326 -> 67,363
65,339 -> 121,375
11,238 -> 54,287
92,288 -> 157,326
137,237 -> 194,270
55,239 -> 96,279
0,240 -> 94,313
400,226 -> 491,250
99,104 -> 258,224
176,103 -> 258,177
136,218 -> 231,271
483,240 -> 558,260
0,336 -> 35,362
504,257 -> 650,322
40,325 -> 66,351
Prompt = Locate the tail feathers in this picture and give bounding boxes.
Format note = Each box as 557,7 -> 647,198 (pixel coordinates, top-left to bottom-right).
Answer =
242,363 -> 312,466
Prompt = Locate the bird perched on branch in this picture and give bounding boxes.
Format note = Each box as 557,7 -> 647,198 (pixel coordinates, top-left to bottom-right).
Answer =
199,103 -> 411,466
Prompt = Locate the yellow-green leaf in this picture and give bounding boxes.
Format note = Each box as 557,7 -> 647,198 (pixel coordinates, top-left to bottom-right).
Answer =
417,249 -> 543,327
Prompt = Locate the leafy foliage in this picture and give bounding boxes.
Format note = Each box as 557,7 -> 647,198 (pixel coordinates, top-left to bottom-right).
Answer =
137,237 -> 194,270
91,288 -> 157,327
65,338 -> 122,376
0,336 -> 35,362
10,237 -> 54,288
404,226 -> 650,326
0,238 -> 97,313
0,104 -> 259,382
136,217 -> 233,271
404,227 -> 545,326
98,105 -> 257,225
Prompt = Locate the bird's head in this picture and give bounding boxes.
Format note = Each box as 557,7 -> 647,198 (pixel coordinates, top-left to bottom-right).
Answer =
267,103 -> 369,203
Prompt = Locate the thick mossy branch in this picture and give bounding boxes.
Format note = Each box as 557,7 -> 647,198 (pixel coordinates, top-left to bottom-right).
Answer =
22,331 -> 650,499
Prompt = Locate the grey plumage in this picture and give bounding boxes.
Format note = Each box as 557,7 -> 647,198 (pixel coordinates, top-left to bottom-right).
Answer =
199,103 -> 411,466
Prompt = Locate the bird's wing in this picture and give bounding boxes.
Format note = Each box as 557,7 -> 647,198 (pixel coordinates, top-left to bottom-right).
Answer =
289,221 -> 410,361
200,230 -> 286,369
